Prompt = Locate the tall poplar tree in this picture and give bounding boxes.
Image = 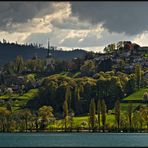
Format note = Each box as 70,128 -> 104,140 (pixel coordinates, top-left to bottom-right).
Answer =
101,99 -> 106,132
127,103 -> 133,131
89,99 -> 96,131
63,99 -> 68,131
115,99 -> 120,131
97,99 -> 101,131
135,64 -> 141,90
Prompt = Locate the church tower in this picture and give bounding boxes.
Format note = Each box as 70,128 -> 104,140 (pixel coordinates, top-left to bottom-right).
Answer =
46,39 -> 55,68
47,39 -> 51,58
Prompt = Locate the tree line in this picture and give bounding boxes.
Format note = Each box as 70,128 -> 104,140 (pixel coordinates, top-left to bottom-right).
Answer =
26,65 -> 145,115
0,99 -> 147,132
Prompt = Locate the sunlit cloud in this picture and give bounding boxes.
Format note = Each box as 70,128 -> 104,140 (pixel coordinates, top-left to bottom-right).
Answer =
132,31 -> 148,46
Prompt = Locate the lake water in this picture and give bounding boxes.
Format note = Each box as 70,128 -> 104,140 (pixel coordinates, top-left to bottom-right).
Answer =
0,133 -> 148,147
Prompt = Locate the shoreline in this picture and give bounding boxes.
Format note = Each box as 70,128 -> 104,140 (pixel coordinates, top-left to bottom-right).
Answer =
0,130 -> 148,133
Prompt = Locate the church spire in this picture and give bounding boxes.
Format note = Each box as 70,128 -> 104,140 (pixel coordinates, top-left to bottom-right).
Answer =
48,38 -> 50,50
47,38 -> 52,58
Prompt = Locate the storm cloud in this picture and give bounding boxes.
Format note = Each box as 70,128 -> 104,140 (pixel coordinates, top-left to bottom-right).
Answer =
0,1 -> 148,52
0,2 -> 54,31
71,2 -> 148,35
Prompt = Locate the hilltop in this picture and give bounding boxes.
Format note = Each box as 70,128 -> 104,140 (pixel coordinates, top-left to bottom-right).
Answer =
0,41 -> 87,65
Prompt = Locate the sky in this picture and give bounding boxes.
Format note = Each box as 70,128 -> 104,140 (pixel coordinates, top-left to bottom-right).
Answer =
0,1 -> 148,52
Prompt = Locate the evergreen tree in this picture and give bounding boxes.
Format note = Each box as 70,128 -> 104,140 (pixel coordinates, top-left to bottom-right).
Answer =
15,55 -> 24,73
135,64 -> 141,90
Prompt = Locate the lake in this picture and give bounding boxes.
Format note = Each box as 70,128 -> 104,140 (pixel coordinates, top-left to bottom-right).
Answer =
0,133 -> 148,147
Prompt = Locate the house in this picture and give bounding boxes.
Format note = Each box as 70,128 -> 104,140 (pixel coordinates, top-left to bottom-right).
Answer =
5,87 -> 13,93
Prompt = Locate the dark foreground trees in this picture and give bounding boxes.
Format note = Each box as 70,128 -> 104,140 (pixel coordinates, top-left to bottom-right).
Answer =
0,103 -> 147,132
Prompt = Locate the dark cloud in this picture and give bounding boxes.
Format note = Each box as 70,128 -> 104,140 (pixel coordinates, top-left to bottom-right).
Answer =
0,2 -> 54,31
71,2 -> 148,35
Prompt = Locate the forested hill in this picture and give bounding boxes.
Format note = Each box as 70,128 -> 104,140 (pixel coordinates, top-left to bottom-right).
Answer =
0,42 -> 87,65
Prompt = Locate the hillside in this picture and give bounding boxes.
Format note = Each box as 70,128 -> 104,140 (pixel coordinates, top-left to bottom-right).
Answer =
120,88 -> 148,112
0,42 -> 87,65
124,88 -> 148,101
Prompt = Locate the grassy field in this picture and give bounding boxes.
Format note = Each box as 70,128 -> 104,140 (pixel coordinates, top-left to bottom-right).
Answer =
0,88 -> 39,110
0,93 -> 19,99
120,103 -> 145,112
47,114 -> 116,129
0,87 -> 147,128
17,89 -> 39,99
120,88 -> 148,113
47,112 -> 148,129
0,88 -> 39,100
123,88 -> 148,101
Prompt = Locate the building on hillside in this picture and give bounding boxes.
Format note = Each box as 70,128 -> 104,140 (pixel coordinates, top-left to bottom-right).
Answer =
5,87 -> 13,94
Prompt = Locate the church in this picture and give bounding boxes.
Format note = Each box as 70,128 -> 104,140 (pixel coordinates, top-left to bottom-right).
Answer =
45,39 -> 55,69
